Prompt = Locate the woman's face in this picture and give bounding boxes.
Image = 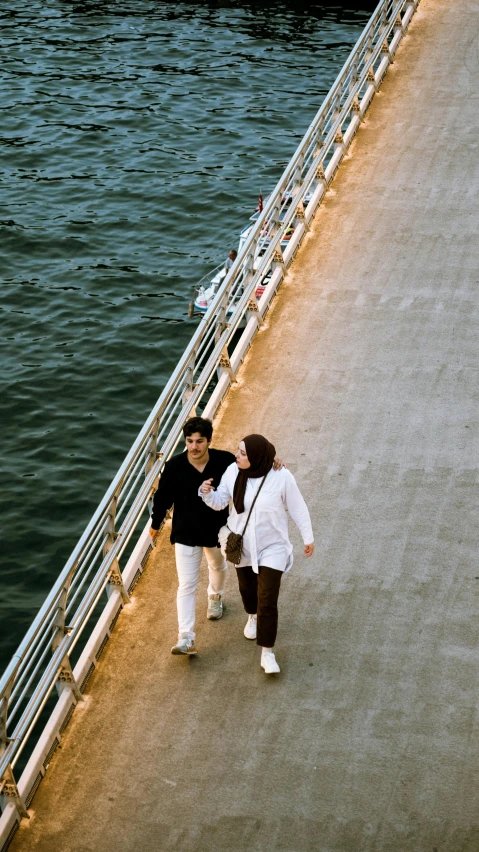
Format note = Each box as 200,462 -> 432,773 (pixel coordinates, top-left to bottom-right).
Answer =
236,440 -> 251,470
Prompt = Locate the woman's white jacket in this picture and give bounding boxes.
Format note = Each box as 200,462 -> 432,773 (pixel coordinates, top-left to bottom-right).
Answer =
199,463 -> 313,574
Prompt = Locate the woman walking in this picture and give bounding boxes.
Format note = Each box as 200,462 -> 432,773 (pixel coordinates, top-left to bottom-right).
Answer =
200,434 -> 314,674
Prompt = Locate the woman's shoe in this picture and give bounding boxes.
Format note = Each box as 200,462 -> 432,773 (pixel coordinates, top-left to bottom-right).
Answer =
261,650 -> 280,674
244,614 -> 257,639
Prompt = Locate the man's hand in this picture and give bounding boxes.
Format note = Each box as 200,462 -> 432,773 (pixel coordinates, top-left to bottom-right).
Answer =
149,527 -> 159,540
304,543 -> 314,558
200,478 -> 215,494
273,457 -> 286,471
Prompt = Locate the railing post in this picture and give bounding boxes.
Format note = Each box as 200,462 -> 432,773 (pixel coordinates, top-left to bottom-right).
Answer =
145,417 -> 161,522
246,297 -> 263,327
214,286 -> 237,380
181,353 -> 197,414
366,66 -> 378,93
242,244 -> 256,291
349,55 -> 359,94
218,347 -> 236,382
272,248 -> 285,275
315,162 -> 328,190
351,93 -> 363,122
332,87 -> 344,155
241,242 -> 264,327
264,195 -> 289,263
103,491 -> 120,557
51,577 -> 83,700
103,492 -> 130,604
381,34 -> 393,64
363,28 -> 374,70
332,86 -> 342,126
56,656 -> 83,700
106,557 -> 130,604
379,2 -> 388,35
292,152 -> 304,198
215,292 -> 229,345
0,764 -> 29,818
144,417 -> 160,477
394,14 -> 405,36
313,120 -> 324,159
265,196 -> 282,242
334,126 -> 344,154
294,199 -> 309,232
0,669 -> 16,759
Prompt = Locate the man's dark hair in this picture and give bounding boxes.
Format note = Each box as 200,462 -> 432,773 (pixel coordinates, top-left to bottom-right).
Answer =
183,416 -> 213,442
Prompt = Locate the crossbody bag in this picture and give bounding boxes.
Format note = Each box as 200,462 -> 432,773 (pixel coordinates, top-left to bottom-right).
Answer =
219,474 -> 268,565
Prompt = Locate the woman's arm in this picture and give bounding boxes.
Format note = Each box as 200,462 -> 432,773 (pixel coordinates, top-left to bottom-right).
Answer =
282,471 -> 314,554
199,468 -> 233,511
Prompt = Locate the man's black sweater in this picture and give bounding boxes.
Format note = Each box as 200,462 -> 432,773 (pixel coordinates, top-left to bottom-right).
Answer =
151,448 -> 235,547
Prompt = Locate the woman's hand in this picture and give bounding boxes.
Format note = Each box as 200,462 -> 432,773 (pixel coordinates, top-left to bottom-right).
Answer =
273,456 -> 286,471
200,478 -> 215,494
304,543 -> 314,558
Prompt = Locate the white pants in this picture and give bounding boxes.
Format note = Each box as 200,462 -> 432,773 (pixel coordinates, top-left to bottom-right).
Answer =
175,543 -> 227,639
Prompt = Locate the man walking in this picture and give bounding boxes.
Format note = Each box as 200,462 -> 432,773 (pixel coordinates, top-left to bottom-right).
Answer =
149,416 -> 234,656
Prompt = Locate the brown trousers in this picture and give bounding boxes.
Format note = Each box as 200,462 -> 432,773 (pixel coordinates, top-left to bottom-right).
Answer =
235,565 -> 282,647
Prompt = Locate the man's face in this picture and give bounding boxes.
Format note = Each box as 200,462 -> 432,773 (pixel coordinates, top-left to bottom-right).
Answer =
186,432 -> 210,461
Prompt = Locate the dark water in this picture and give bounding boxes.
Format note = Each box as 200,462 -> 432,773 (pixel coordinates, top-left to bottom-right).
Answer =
1,1 -> 375,670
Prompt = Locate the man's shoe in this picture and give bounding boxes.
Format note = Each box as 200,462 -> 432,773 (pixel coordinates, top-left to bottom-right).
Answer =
261,650 -> 280,674
171,634 -> 197,655
207,594 -> 223,620
244,614 -> 257,640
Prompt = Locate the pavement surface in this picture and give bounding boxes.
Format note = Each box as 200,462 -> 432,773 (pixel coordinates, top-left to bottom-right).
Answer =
11,1 -> 479,850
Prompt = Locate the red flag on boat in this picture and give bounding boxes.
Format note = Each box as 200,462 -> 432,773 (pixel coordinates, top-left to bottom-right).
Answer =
257,193 -> 263,213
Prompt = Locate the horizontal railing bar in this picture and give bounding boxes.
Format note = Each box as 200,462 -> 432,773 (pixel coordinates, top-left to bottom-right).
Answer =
8,640 -> 53,727
65,537 -> 110,618
66,524 -> 110,599
4,640 -> 72,771
7,604 -> 59,705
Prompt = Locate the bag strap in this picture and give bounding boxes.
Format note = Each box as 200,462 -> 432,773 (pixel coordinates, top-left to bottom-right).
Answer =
241,473 -> 268,537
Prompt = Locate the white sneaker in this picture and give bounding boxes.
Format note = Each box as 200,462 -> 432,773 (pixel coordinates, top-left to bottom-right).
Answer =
244,614 -> 257,640
171,634 -> 197,655
261,650 -> 280,674
207,594 -> 223,620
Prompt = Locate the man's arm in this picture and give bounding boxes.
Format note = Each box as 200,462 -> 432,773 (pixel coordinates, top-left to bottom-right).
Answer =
149,462 -> 175,538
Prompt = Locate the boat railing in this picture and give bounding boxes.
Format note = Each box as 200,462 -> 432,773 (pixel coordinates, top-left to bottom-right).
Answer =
193,262 -> 226,293
190,263 -> 227,314
0,0 -> 421,837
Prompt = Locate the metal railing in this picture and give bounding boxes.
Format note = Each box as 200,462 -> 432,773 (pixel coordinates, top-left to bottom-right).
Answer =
0,0 -> 420,841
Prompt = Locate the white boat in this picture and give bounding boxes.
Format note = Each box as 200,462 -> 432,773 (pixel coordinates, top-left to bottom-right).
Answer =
190,253 -> 271,316
191,263 -> 231,313
190,191 -> 308,316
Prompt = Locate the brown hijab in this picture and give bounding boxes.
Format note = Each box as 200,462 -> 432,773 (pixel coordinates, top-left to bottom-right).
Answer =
233,434 -> 276,514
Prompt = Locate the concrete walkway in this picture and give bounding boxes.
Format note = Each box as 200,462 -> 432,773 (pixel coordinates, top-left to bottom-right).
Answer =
12,2 -> 479,850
